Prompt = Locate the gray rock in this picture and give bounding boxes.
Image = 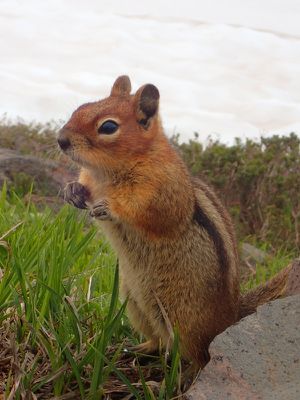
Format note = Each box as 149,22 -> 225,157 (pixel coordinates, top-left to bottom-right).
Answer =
241,242 -> 268,266
187,295 -> 300,400
240,242 -> 270,280
0,147 -> 76,196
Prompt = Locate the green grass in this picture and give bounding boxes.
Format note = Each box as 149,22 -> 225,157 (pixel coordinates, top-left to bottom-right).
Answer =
0,186 -> 183,399
0,183 -> 293,398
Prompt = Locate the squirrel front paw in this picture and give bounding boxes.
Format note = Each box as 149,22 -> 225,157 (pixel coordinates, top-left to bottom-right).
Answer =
90,200 -> 112,221
64,181 -> 89,209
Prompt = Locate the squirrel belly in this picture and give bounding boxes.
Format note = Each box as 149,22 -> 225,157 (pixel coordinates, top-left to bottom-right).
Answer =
58,75 -> 294,370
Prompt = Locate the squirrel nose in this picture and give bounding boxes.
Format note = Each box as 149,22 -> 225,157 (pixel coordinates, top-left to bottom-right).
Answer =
57,134 -> 71,151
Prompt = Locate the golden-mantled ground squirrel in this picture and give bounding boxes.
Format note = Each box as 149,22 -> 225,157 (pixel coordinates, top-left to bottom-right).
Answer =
58,76 -> 292,371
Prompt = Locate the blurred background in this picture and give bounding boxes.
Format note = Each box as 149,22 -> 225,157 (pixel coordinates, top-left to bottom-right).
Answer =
1,0 -> 300,143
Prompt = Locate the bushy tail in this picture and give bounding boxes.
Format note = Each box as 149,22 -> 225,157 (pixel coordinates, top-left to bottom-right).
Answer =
239,259 -> 300,320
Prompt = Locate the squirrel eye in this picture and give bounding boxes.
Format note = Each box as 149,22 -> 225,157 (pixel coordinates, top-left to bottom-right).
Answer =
98,120 -> 119,134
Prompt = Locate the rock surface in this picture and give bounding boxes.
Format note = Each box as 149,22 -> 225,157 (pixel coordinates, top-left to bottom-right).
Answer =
241,243 -> 268,266
240,242 -> 269,280
187,295 -> 300,400
0,147 -> 76,196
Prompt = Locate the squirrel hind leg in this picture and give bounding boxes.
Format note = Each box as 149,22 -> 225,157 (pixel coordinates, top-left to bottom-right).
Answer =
128,339 -> 159,355
180,334 -> 211,370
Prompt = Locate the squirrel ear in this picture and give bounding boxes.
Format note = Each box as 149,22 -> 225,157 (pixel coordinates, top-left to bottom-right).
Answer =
110,75 -> 131,96
135,84 -> 160,128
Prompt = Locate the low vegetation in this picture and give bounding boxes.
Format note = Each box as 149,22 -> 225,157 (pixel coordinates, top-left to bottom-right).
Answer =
173,132 -> 300,251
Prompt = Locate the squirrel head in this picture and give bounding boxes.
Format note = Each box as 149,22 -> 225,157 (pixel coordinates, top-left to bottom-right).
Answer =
58,75 -> 161,171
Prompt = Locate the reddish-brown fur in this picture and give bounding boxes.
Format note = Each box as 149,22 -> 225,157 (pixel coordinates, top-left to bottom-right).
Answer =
58,75 -> 293,372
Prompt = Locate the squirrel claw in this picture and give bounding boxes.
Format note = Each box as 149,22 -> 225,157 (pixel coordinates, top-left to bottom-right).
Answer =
126,339 -> 159,355
90,200 -> 112,220
64,181 -> 89,210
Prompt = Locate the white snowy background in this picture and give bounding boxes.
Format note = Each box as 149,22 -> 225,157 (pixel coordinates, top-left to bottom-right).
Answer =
0,0 -> 300,143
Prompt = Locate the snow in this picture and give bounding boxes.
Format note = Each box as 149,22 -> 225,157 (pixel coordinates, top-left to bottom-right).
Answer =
0,0 -> 300,143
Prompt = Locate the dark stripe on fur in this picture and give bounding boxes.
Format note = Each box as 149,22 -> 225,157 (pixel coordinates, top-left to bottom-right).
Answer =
193,178 -> 238,259
193,202 -> 229,271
